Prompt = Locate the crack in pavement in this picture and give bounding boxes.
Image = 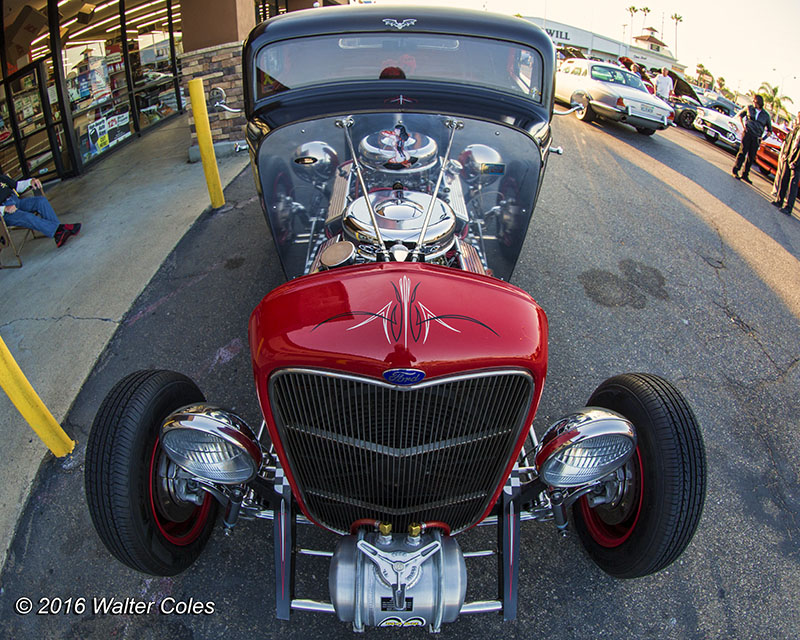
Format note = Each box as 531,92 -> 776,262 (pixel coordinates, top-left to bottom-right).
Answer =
703,222 -> 800,542
705,223 -> 796,381
754,427 -> 800,544
0,314 -> 119,331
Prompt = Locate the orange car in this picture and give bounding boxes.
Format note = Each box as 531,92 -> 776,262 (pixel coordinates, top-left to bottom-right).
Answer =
755,124 -> 789,177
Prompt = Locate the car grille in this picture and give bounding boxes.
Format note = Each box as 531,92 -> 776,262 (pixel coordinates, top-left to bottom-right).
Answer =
706,121 -> 737,141
268,368 -> 534,533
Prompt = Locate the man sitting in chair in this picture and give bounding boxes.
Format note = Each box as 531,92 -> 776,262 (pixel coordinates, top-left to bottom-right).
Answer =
1,171 -> 81,248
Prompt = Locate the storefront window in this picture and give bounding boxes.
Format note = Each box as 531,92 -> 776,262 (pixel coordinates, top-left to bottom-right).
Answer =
62,2 -> 135,164
0,84 -> 22,177
1,0 -> 182,178
12,66 -> 50,176
126,0 -> 183,130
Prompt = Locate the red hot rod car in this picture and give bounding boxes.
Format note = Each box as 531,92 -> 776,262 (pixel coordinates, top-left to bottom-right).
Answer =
85,5 -> 706,632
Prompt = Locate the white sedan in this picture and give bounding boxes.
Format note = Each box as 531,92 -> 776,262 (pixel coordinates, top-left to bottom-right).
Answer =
555,58 -> 674,135
692,104 -> 743,151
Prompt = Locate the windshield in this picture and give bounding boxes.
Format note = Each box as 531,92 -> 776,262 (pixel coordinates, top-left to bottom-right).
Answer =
590,65 -> 648,92
255,33 -> 544,102
255,112 -> 543,281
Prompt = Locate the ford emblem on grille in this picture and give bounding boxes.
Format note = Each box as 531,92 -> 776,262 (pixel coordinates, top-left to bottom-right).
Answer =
383,369 -> 425,385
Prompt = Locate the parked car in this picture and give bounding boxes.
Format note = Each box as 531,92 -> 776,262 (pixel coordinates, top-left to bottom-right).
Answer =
617,56 -> 655,94
700,91 -> 739,116
662,70 -> 704,128
693,98 -> 743,151
555,58 -> 674,135
84,6 -> 706,632
755,124 -> 789,177
672,95 -> 703,128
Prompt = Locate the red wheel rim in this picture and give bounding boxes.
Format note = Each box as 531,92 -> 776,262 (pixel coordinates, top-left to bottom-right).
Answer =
579,446 -> 644,548
148,437 -> 212,546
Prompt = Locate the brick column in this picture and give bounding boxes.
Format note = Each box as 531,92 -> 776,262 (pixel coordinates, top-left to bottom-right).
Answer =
179,0 -> 254,160
181,42 -> 247,160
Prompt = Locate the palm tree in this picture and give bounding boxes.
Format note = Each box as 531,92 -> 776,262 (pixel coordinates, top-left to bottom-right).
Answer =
695,63 -> 714,90
758,81 -> 794,117
671,14 -> 683,58
640,7 -> 650,35
626,6 -> 638,43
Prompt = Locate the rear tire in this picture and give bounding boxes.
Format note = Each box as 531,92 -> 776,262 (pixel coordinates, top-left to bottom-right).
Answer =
636,127 -> 656,136
85,370 -> 218,576
573,373 -> 706,578
574,97 -> 595,123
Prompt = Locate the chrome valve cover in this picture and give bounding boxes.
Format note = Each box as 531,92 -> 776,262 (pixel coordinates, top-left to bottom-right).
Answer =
329,531 -> 466,631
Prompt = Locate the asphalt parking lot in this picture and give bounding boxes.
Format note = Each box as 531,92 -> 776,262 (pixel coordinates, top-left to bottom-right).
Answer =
1,114 -> 798,639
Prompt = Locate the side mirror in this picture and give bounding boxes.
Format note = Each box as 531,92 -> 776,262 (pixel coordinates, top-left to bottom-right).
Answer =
553,104 -> 584,117
209,86 -> 242,113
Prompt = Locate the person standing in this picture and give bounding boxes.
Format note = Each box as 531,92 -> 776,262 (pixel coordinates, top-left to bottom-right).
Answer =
0,172 -> 81,247
654,67 -> 674,101
771,112 -> 800,215
732,94 -> 772,184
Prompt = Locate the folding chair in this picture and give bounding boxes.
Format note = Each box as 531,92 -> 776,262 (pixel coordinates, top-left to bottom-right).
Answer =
0,214 -> 44,268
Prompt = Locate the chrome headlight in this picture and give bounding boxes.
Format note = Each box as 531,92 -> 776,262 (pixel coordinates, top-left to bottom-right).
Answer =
534,408 -> 636,488
161,405 -> 263,484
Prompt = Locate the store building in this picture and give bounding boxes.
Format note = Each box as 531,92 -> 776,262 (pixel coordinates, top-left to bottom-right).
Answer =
524,16 -> 684,74
0,0 -> 343,184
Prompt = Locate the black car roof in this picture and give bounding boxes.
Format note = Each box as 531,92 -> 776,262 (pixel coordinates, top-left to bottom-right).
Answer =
246,4 -> 552,49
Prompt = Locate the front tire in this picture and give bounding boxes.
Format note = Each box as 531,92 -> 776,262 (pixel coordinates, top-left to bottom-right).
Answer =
678,110 -> 695,129
85,370 -> 218,576
573,373 -> 706,578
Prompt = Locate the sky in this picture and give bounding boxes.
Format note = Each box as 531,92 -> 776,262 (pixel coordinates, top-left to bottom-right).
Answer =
370,0 -> 800,112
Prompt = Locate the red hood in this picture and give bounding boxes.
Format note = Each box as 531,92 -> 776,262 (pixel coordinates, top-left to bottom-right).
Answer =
249,262 -> 548,382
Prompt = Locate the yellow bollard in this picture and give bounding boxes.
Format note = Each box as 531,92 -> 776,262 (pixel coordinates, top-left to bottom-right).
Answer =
188,77 -> 225,208
0,335 -> 75,457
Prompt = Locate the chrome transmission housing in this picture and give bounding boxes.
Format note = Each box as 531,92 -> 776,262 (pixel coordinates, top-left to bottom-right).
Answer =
329,529 -> 466,631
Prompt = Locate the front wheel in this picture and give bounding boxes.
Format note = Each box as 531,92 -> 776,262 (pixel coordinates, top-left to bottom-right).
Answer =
573,373 -> 706,578
679,110 -> 695,129
85,370 -> 218,576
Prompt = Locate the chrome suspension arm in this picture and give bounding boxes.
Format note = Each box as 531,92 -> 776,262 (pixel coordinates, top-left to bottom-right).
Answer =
336,116 -> 390,260
411,118 -> 463,261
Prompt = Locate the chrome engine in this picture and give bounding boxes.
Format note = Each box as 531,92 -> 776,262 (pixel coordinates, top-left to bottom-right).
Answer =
293,121 -> 475,271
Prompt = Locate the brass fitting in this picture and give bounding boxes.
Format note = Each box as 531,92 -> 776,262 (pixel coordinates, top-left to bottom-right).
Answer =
378,522 -> 393,536
408,523 -> 422,537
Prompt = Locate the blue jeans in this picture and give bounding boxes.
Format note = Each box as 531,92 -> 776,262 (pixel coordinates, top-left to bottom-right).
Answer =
2,193 -> 61,238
